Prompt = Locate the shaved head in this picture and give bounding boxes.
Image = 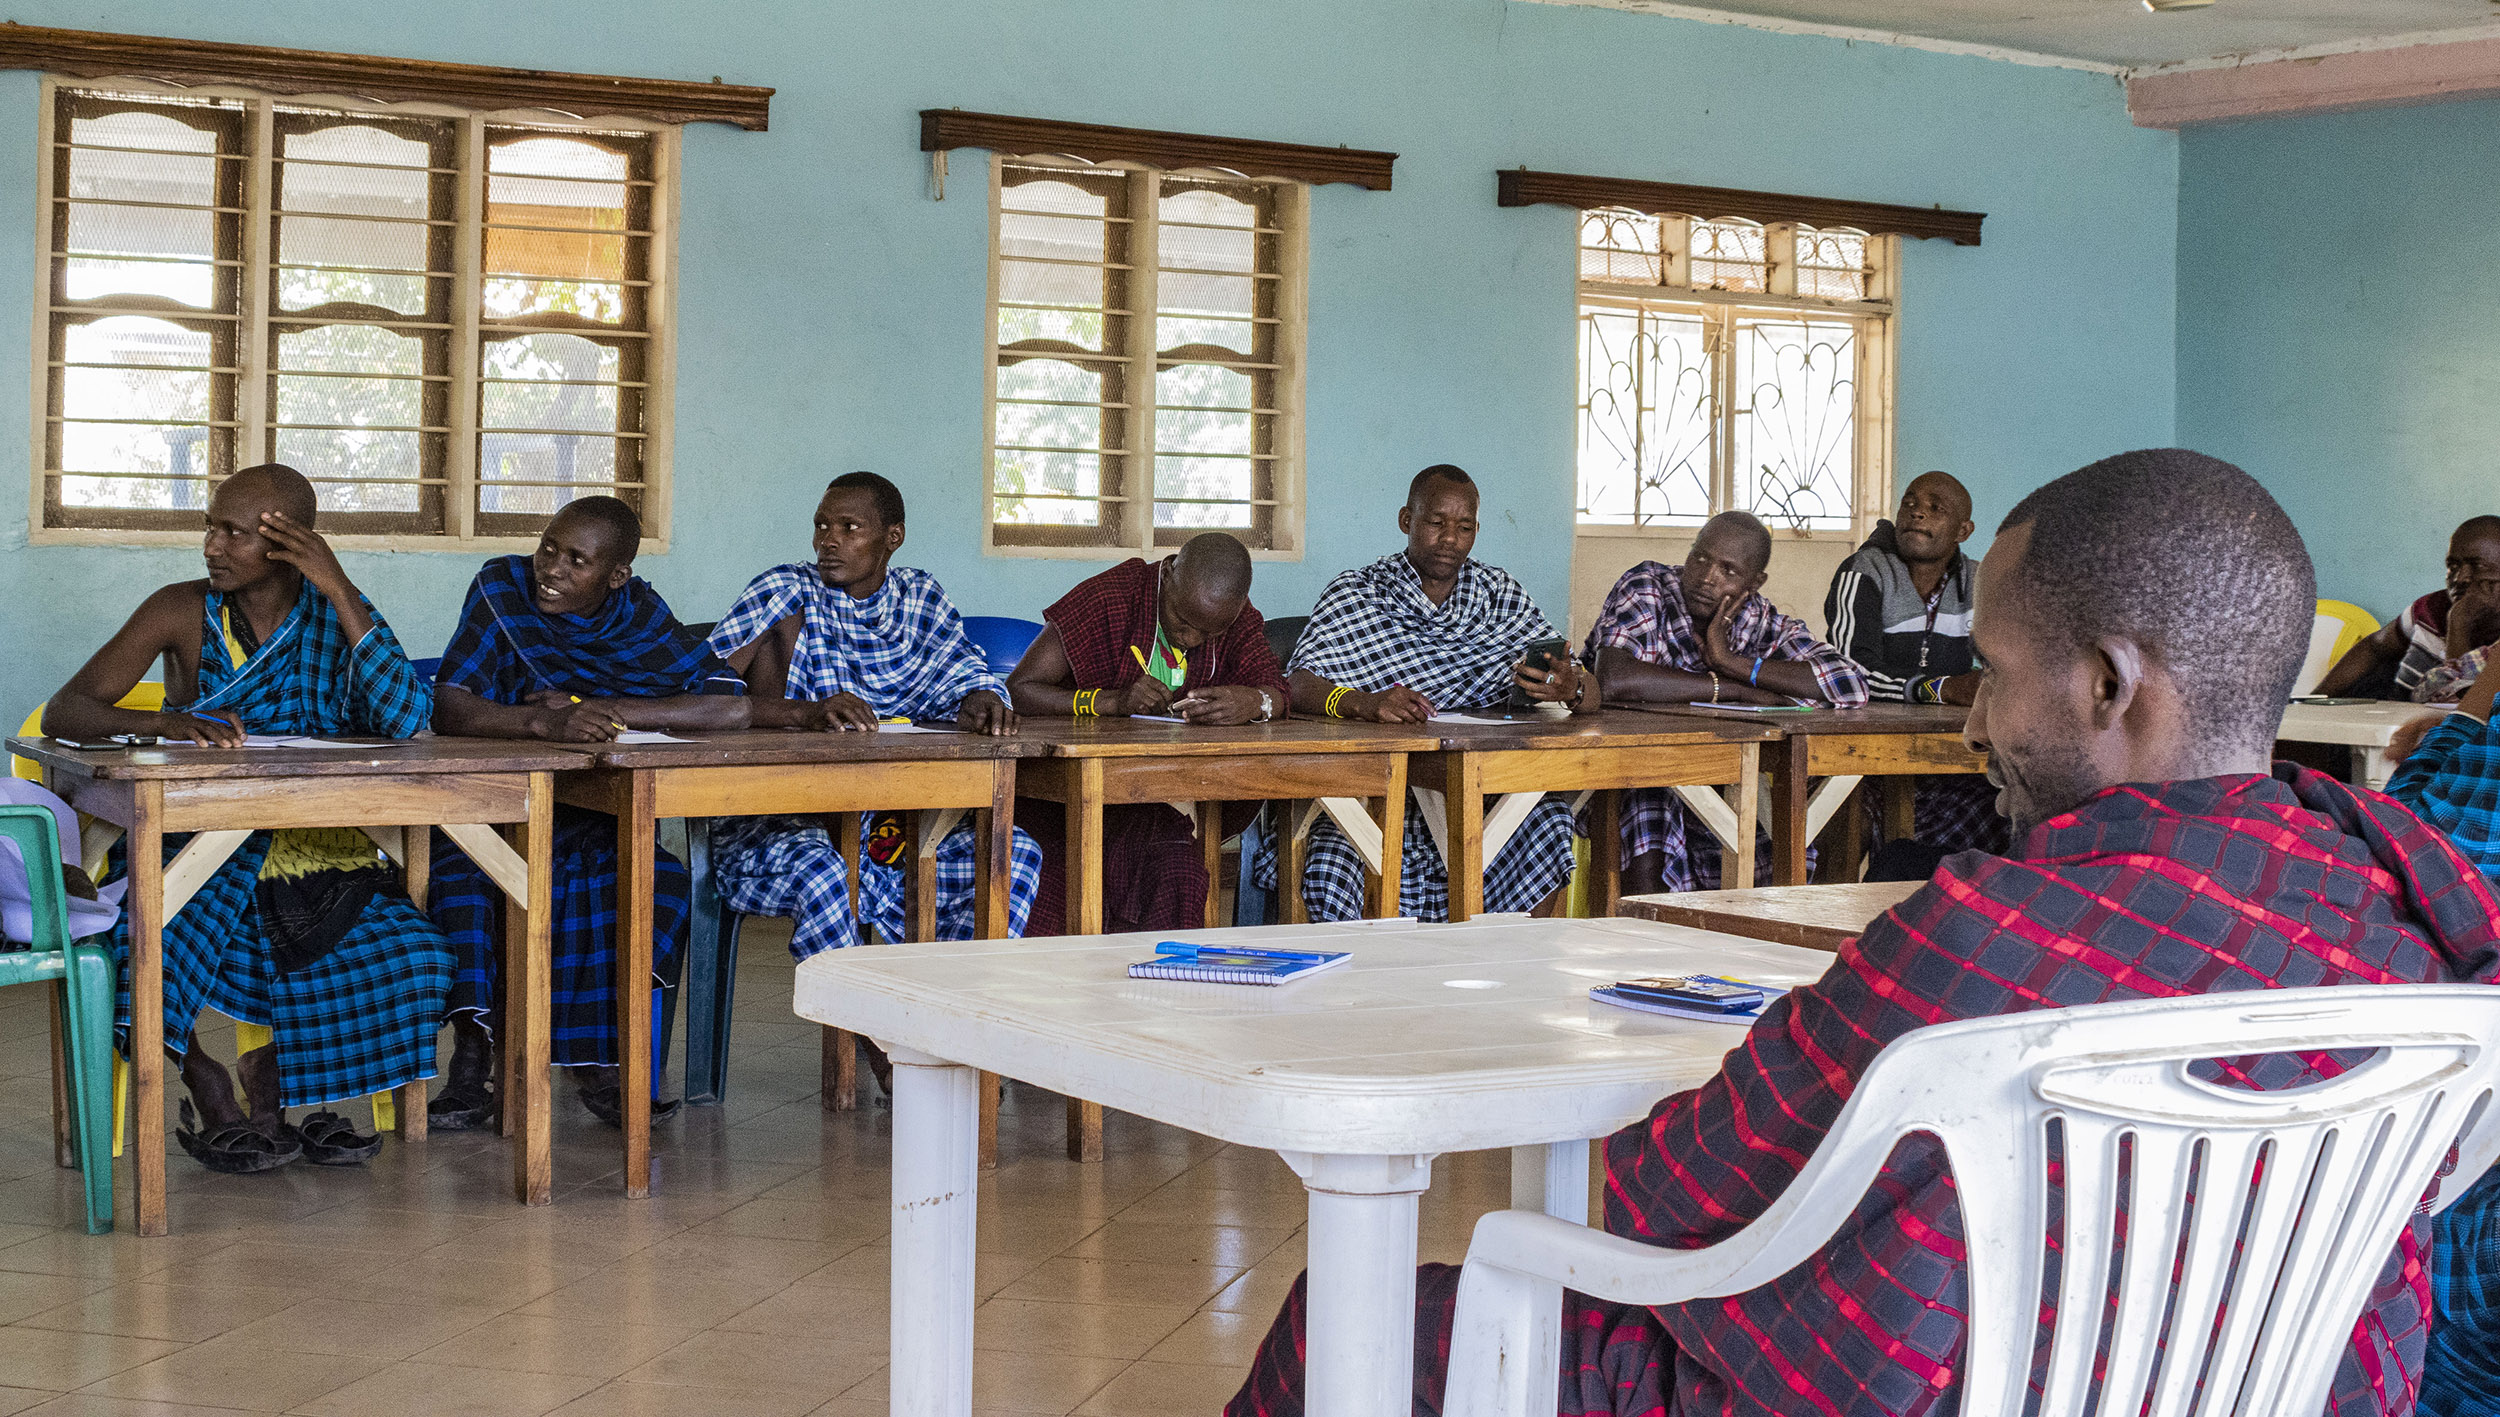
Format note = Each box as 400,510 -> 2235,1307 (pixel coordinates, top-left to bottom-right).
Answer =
1173,531 -> 1253,603
216,463 -> 317,526
1903,470 -> 1972,523
550,495 -> 643,564
1697,511 -> 1772,578
1407,464 -> 1477,512
1997,448 -> 2312,755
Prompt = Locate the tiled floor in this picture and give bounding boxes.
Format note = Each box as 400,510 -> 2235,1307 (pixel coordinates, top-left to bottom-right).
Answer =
0,921 -> 1518,1415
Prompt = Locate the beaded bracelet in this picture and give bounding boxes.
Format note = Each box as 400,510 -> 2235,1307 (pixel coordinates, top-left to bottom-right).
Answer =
1324,685 -> 1353,718
1074,688 -> 1097,716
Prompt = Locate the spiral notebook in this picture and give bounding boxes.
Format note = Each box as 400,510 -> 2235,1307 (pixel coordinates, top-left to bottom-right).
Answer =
1127,941 -> 1351,985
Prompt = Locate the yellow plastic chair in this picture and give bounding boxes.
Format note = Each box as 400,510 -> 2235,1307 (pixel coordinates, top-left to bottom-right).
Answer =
2317,599 -> 2381,665
13,690 -> 399,1148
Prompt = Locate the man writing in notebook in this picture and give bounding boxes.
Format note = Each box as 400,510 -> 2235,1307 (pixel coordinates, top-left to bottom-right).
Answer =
1006,531 -> 1289,935
44,463 -> 450,1172
1259,464 -> 1589,922
707,472 -> 1042,967
1589,510 -> 1868,893
424,495 -> 842,1130
1230,448 -> 2500,1417
1824,471 -> 2009,872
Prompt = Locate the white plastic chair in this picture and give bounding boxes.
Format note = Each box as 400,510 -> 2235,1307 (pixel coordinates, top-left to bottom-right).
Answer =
1446,985 -> 2500,1417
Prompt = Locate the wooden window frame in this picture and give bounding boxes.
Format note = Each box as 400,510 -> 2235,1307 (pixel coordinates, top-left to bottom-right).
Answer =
28,74 -> 679,552
979,153 -> 1309,563
1572,213 -> 1898,541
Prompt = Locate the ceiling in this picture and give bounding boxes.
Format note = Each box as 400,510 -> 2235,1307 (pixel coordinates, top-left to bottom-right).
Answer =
1533,0 -> 2500,70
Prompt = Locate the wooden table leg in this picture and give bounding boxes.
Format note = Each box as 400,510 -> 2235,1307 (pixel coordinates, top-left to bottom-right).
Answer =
1446,754 -> 1484,922
1771,736 -> 1811,887
1369,757 -> 1407,920
1066,761 -> 1107,1162
977,764 -> 1011,943
130,781 -> 164,1237
1280,801 -> 1310,926
1880,775 -> 1917,844
979,1071 -> 1000,1172
396,828 -> 432,1142
1733,743 -> 1760,893
1199,801 -> 1224,929
1590,789 -> 1620,918
618,772 -> 655,1195
829,811 -> 862,1112
908,808 -> 938,947
513,772 -> 555,1206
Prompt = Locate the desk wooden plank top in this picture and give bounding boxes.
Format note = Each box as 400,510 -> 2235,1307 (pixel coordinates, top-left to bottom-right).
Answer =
7,734 -> 584,779
1618,880 -> 1920,953
571,726 -> 1044,769
1610,701 -> 1971,737
1425,708 -> 1779,751
1020,718 -> 1440,758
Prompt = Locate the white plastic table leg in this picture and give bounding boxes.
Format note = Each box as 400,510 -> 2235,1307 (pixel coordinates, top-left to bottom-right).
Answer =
1282,1151 -> 1437,1417
2353,744 -> 2396,791
889,1047 -> 981,1417
1509,1141 -> 1590,1224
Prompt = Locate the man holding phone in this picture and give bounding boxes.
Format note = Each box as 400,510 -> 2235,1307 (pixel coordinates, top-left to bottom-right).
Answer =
1263,464 -> 1591,921
1006,531 -> 1291,935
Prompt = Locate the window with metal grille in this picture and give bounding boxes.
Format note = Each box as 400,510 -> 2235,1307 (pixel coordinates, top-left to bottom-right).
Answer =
1574,208 -> 1893,535
984,156 -> 1303,556
36,81 -> 670,544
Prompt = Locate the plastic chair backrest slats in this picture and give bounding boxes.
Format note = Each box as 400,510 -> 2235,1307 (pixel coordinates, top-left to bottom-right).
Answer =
1452,988 -> 2500,1417
0,806 -> 71,951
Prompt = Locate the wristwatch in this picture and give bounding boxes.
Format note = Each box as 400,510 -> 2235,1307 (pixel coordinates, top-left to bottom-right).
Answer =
1257,689 -> 1275,722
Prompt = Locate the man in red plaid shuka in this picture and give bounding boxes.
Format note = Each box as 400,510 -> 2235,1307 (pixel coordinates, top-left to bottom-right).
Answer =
1227,449 -> 2500,1417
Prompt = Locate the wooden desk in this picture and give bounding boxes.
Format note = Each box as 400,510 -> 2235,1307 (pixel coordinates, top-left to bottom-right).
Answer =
1414,711 -> 1779,921
559,728 -> 1039,1193
7,735 -> 570,1234
1624,703 -> 1987,885
1618,879 -> 1920,952
1019,718 -> 1436,1160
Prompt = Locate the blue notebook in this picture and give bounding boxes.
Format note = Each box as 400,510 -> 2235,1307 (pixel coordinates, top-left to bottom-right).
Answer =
1128,941 -> 1352,986
1590,977 -> 1788,1025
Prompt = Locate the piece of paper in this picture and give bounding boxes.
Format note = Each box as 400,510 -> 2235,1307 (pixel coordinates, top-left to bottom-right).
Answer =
1129,713 -> 1187,724
874,723 -> 959,734
166,735 -> 409,749
610,730 -> 693,744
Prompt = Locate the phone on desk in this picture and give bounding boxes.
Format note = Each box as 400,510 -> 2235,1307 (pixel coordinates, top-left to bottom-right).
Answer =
1611,975 -> 1765,1013
1504,636 -> 1572,711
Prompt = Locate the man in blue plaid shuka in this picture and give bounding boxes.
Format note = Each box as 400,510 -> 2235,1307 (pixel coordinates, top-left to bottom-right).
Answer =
706,475 -> 1040,957
1255,468 -> 1582,920
53,467 -> 452,1168
2387,693 -> 2500,1417
428,518 -> 739,1085
1586,516 -> 1869,893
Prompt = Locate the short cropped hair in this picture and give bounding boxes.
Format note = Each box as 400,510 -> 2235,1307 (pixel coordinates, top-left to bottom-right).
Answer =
827,470 -> 906,528
554,494 -> 643,560
1408,464 -> 1475,508
1700,510 -> 1773,577
1174,530 -> 1253,601
1998,448 -> 2313,753
2458,514 -> 2500,541
223,463 -> 318,525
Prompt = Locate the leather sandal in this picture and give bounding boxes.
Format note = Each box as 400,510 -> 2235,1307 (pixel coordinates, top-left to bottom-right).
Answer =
284,1109 -> 383,1166
175,1099 -> 301,1174
577,1082 -> 681,1129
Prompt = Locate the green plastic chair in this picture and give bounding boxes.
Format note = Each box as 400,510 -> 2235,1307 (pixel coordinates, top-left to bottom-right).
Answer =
0,805 -> 116,1233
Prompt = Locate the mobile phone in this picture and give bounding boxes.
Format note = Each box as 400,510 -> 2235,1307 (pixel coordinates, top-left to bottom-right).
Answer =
1612,975 -> 1765,1012
1506,636 -> 1572,709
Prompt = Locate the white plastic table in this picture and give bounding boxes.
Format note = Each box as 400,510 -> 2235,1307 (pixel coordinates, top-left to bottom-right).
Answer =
791,915 -> 1835,1417
2277,700 -> 2446,789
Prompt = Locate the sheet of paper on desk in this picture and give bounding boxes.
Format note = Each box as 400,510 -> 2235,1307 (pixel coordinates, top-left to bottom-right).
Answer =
874,723 -> 959,735
1129,714 -> 1187,724
167,735 -> 411,748
611,730 -> 693,744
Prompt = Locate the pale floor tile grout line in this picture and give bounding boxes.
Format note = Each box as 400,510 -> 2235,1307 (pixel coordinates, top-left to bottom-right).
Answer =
0,919 -> 1517,1416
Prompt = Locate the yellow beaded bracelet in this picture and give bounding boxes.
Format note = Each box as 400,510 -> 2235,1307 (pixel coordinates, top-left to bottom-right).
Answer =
1074,688 -> 1097,716
1324,685 -> 1352,718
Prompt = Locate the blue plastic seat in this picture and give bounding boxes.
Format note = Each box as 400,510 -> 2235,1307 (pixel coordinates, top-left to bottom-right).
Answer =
409,657 -> 441,682
962,616 -> 1044,676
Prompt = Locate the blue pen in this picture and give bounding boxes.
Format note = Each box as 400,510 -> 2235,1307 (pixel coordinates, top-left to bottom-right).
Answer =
1154,941 -> 1337,962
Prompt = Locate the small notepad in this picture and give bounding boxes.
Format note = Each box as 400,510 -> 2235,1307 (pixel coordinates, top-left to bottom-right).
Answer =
1128,941 -> 1351,985
1590,978 -> 1788,1025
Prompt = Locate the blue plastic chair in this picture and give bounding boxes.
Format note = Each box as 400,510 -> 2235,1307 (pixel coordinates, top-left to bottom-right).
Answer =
0,806 -> 115,1233
962,617 -> 1044,676
409,657 -> 442,682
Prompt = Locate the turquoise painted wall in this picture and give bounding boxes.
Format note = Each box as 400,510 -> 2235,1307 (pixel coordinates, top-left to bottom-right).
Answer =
0,0 -> 2177,725
2178,98 -> 2500,624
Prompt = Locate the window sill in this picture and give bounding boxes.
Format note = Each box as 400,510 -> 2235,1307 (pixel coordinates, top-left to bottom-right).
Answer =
1573,522 -> 1857,541
984,540 -> 1302,563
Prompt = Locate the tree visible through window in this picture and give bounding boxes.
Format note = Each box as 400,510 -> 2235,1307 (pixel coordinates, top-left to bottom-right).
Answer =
1575,209 -> 1893,534
986,157 -> 1302,555
38,83 -> 667,541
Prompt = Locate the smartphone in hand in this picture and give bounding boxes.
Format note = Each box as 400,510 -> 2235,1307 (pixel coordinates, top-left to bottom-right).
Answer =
1507,636 -> 1572,710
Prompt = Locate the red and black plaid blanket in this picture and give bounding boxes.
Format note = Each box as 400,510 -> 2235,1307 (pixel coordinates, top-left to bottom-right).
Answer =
1043,555 -> 1288,703
1230,766 -> 2500,1417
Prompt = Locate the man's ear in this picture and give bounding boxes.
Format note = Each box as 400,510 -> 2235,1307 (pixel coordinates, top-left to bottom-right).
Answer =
885,521 -> 906,555
604,561 -> 632,593
1743,566 -> 1770,597
1396,504 -> 1413,536
2087,634 -> 2145,729
1954,518 -> 1975,544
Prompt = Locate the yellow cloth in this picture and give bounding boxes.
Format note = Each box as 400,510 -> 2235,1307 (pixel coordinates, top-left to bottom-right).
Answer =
259,827 -> 379,880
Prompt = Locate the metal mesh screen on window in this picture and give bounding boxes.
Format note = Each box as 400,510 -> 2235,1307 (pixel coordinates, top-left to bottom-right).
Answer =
1152,174 -> 1278,548
46,92 -> 243,529
990,163 -> 1132,547
476,127 -> 651,534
